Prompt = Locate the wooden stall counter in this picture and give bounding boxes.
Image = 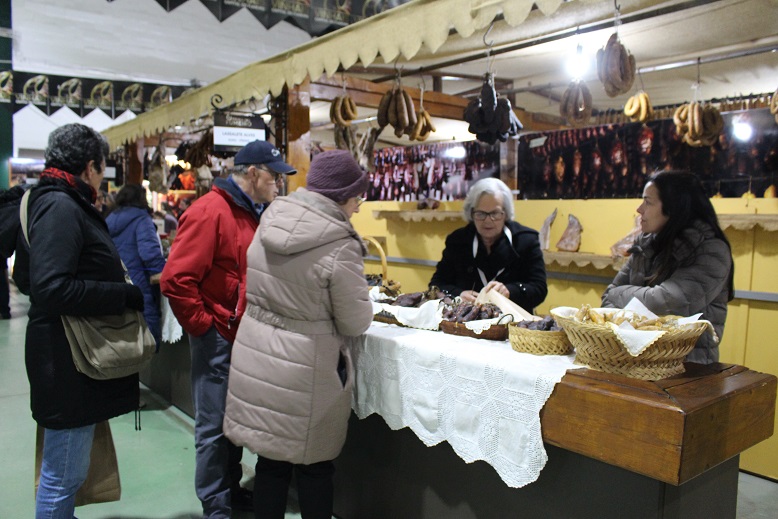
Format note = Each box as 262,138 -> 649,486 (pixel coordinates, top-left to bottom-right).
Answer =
334,326 -> 776,519
541,363 -> 776,485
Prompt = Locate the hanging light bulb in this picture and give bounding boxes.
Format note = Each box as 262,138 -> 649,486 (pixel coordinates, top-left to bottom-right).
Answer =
733,114 -> 753,142
565,43 -> 590,80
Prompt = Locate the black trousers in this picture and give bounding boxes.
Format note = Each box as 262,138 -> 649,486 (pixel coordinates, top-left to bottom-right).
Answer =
0,262 -> 10,317
253,455 -> 335,519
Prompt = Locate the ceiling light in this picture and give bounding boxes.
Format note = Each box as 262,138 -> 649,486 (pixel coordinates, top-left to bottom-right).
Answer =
565,43 -> 590,80
444,146 -> 466,159
733,116 -> 753,142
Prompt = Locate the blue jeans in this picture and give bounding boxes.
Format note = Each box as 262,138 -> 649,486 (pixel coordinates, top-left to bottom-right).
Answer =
190,327 -> 244,518
36,424 -> 95,519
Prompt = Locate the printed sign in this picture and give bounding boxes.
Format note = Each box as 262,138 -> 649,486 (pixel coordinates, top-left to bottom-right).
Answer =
213,111 -> 267,153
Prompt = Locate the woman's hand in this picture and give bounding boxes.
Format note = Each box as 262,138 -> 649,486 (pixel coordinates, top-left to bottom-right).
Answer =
460,290 -> 479,303
484,281 -> 510,298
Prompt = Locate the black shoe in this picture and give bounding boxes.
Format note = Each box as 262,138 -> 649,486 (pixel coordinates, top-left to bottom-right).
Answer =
231,486 -> 254,512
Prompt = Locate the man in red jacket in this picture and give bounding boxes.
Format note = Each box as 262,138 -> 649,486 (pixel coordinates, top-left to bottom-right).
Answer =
161,140 -> 295,518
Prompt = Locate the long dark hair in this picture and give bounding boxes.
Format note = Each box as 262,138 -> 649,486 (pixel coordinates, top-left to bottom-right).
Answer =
114,184 -> 150,212
647,170 -> 734,300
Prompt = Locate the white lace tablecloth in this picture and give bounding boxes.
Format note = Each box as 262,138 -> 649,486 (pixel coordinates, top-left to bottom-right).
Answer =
160,295 -> 183,343
351,322 -> 581,488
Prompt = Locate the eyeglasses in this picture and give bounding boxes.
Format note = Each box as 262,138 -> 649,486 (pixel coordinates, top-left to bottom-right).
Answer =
254,166 -> 283,185
356,196 -> 365,207
472,210 -> 506,222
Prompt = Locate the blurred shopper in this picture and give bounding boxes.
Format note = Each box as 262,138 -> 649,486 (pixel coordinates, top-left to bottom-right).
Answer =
161,140 -> 296,518
161,202 -> 179,234
1,183 -> 33,319
224,150 -> 373,519
106,184 -> 167,348
175,196 -> 191,219
0,259 -> 9,319
14,123 -> 144,517
95,189 -> 115,218
430,177 -> 547,311
602,170 -> 734,363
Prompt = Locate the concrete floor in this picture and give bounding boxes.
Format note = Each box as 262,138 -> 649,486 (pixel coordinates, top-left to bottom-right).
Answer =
1,284 -> 776,518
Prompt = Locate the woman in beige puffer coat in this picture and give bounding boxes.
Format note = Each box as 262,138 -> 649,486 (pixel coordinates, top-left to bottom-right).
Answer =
224,150 -> 373,519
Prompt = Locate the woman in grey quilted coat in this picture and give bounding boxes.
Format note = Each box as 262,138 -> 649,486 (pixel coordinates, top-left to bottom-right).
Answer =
602,170 -> 734,364
224,150 -> 373,519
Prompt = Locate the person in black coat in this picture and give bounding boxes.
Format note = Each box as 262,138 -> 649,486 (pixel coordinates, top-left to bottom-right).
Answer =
14,123 -> 145,517
430,177 -> 548,311
0,184 -> 32,318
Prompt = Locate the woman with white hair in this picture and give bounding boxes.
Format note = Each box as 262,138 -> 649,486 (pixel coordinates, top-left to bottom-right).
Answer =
430,177 -> 547,311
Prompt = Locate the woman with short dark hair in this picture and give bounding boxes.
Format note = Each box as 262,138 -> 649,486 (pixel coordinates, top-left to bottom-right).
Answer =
14,123 -> 145,516
602,170 -> 734,363
107,183 -> 167,347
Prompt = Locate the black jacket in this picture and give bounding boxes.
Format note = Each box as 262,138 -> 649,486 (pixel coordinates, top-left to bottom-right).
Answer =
16,184 -> 139,429
430,220 -> 548,311
0,184 -> 30,260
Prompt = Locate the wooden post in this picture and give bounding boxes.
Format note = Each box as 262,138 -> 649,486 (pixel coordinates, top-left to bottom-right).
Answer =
286,79 -> 311,193
125,141 -> 143,185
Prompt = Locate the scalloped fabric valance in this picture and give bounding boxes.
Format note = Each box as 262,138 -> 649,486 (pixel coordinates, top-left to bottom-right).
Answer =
103,0 -> 574,148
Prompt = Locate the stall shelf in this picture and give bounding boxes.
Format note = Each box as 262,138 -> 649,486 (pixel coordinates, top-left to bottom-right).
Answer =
372,210 -> 463,222
718,214 -> 778,232
542,250 -> 626,271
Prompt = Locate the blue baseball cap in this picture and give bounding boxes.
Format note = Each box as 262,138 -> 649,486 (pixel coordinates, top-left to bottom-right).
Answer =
234,140 -> 297,175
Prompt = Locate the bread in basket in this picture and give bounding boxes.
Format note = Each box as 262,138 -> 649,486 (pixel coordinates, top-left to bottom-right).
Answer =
550,306 -> 713,380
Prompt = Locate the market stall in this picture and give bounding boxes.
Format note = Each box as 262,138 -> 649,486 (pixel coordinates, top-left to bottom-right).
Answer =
332,322 -> 776,519
99,0 -> 778,482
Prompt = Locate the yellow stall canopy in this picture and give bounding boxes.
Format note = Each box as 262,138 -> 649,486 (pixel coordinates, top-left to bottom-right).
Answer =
102,0 -> 671,148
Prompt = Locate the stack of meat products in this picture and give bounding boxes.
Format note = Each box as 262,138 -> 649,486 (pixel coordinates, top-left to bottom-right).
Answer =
463,73 -> 523,144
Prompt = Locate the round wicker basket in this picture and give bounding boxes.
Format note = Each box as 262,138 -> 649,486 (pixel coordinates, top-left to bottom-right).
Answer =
551,308 -> 708,380
508,324 -> 573,355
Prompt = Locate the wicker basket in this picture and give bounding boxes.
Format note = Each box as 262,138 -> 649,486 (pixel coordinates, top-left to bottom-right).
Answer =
365,235 -> 401,326
509,323 -> 573,355
364,236 -> 389,290
440,319 -> 508,341
551,308 -> 709,380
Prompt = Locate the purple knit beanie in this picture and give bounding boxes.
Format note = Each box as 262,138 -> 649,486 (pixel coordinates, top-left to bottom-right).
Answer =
306,150 -> 368,202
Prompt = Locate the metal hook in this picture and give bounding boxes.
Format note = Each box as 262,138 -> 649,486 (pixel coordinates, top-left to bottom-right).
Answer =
483,20 -> 495,48
613,0 -> 622,32
392,57 -> 402,86
419,76 -> 426,110
691,57 -> 702,102
483,21 -> 496,74
696,57 -> 701,85
341,73 -> 348,95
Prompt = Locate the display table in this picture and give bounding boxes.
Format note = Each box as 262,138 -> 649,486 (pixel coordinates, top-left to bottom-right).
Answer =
334,323 -> 776,519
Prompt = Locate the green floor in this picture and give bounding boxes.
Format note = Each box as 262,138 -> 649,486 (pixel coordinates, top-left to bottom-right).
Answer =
2,285 -> 778,518
0,287 -> 303,519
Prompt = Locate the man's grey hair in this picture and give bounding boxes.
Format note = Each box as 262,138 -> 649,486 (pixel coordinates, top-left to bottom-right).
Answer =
462,177 -> 515,223
230,164 -> 251,176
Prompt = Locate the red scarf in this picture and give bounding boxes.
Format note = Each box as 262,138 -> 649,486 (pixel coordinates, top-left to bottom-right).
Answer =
40,167 -> 97,204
